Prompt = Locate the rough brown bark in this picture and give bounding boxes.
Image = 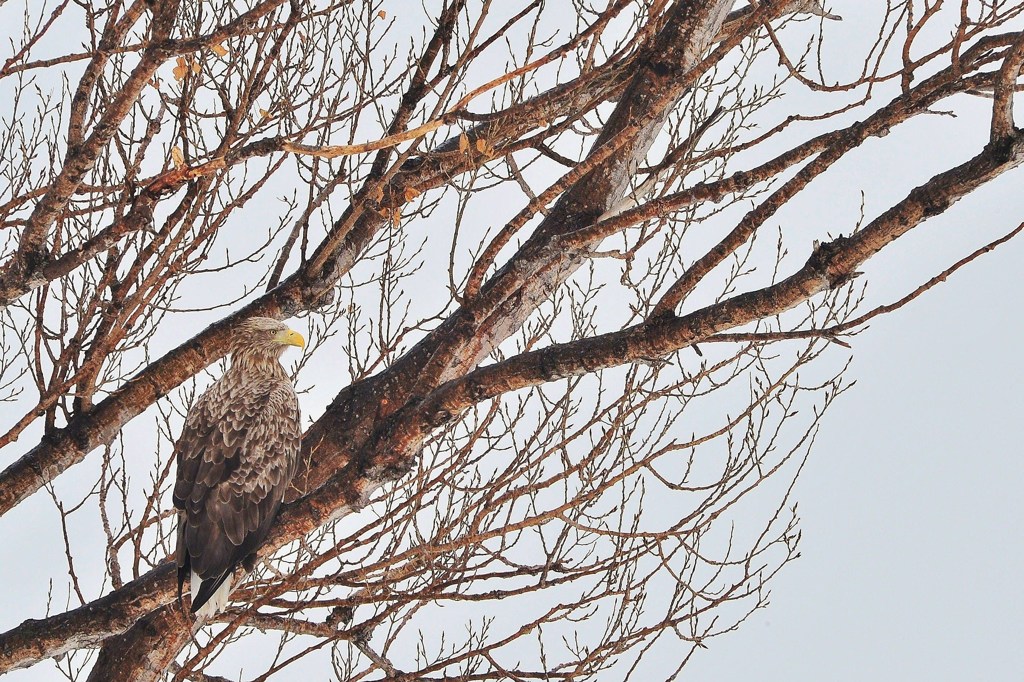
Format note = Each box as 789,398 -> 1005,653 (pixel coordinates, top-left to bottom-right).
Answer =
1,0 -> 1022,679
86,606 -> 191,682
5,121 -> 1021,676
76,2 -> 741,678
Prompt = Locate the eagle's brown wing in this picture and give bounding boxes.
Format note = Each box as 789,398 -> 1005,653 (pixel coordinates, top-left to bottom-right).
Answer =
173,375 -> 301,612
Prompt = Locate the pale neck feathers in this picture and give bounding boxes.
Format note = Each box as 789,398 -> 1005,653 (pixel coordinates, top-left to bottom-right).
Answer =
227,348 -> 288,378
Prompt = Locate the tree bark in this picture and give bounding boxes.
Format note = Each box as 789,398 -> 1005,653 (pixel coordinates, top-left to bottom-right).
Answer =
1,1 -> 1021,679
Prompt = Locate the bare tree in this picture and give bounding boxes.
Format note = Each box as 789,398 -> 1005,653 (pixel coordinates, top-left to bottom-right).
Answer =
0,0 -> 1021,679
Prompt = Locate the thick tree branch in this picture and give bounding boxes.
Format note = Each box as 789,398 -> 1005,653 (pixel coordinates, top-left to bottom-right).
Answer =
375,129 -> 1024,466
0,42 -> 626,515
704,220 -> 1024,346
4,3 -> 1021,679
5,121 -> 1020,678
990,33 -> 1024,142
0,564 -> 175,671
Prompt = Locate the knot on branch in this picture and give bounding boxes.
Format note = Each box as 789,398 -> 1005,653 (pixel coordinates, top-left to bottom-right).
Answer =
310,287 -> 336,311
369,449 -> 419,484
400,156 -> 425,172
913,180 -> 955,219
427,407 -> 452,428
985,131 -> 1021,164
22,246 -> 49,277
297,261 -> 338,311
467,378 -> 489,402
326,604 -> 354,628
130,202 -> 156,234
807,236 -> 860,289
352,624 -> 374,647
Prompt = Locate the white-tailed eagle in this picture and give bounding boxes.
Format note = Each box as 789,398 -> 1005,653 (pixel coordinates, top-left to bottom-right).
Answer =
173,317 -> 304,618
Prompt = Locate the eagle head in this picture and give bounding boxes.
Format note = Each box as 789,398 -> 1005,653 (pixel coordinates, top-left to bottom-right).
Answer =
231,317 -> 305,360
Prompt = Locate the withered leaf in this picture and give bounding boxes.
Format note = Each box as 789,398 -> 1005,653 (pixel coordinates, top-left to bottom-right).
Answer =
172,56 -> 188,82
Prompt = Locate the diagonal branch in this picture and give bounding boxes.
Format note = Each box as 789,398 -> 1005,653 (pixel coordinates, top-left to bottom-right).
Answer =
0,2 -> 181,300
0,29 -> 630,516
3,121 -> 1020,679
704,220 -> 1024,346
990,32 -> 1024,142
373,129 -> 1024,468
0,1 -> 299,306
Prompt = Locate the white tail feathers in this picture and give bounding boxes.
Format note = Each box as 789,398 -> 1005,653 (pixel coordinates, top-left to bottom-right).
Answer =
190,570 -> 233,620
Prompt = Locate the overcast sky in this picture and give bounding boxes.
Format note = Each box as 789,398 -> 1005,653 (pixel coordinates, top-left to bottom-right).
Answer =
680,3 -> 1024,677
685,234 -> 1024,680
1,1 -> 1022,680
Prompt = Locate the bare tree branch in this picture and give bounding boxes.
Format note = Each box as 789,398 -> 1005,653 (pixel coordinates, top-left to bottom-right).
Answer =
0,1 -> 1021,680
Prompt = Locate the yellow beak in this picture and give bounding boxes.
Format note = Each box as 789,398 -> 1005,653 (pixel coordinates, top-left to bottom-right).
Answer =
274,328 -> 305,349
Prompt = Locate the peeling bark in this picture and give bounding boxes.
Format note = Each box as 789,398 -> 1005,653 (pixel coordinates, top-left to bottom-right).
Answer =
1,1 -> 1021,679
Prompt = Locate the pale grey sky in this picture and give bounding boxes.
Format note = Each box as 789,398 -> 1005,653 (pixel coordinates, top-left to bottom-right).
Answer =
1,1 -> 1022,680
685,235 -> 1024,680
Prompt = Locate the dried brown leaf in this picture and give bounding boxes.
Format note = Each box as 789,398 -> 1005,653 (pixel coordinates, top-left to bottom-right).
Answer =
172,56 -> 187,82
